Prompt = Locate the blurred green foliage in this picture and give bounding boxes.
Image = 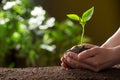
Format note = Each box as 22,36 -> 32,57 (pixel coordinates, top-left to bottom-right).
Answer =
0,0 -> 90,67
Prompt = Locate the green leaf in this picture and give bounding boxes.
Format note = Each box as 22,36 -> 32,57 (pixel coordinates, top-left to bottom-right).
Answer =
67,14 -> 80,21
82,6 -> 94,22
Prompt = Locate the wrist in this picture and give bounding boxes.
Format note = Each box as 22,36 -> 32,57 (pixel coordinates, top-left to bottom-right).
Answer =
101,44 -> 109,48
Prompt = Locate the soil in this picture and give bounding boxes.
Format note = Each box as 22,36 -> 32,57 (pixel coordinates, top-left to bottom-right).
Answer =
66,44 -> 98,54
67,45 -> 90,54
0,66 -> 120,80
1,44 -> 120,80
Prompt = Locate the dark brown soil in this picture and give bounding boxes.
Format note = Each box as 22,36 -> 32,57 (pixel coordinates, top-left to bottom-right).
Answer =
0,66 -> 120,80
66,44 -> 98,54
67,45 -> 89,54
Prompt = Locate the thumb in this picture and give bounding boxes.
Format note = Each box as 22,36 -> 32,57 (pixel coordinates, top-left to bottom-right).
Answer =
78,48 -> 97,60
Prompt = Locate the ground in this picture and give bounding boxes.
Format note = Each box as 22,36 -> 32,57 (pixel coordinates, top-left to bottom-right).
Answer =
0,66 -> 120,80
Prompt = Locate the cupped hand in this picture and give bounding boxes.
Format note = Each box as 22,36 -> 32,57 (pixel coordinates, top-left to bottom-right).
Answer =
61,44 -> 97,69
61,44 -> 120,72
78,47 -> 120,72
61,51 -> 96,70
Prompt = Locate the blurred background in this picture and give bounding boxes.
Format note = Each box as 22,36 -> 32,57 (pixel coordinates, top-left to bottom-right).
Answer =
0,0 -> 120,68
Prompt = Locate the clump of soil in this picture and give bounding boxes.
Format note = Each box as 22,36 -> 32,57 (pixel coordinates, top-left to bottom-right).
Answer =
0,66 -> 120,80
66,44 -> 98,54
67,45 -> 90,54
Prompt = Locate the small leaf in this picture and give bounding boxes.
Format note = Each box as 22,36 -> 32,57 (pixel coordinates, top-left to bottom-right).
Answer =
82,6 -> 94,22
67,14 -> 80,21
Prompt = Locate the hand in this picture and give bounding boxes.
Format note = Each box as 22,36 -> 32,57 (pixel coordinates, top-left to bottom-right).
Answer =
78,47 -> 120,72
61,44 -> 97,69
61,52 -> 96,70
61,45 -> 120,72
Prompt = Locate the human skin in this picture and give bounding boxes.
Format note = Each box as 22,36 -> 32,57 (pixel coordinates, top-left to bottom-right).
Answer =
61,27 -> 120,72
101,27 -> 120,48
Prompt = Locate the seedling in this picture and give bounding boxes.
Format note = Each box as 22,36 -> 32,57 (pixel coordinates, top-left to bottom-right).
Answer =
67,7 -> 94,44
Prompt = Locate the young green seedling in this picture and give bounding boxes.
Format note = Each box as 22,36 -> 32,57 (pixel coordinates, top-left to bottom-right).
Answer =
67,7 -> 94,44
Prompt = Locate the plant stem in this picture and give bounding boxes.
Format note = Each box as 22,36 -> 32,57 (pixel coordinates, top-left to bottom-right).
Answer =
80,23 -> 85,44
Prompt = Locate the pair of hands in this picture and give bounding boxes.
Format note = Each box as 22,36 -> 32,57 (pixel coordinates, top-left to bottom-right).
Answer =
61,44 -> 120,72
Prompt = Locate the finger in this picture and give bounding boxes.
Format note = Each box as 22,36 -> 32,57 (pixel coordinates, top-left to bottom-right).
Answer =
62,56 -> 72,69
61,57 -> 64,62
88,61 -> 113,72
61,62 -> 69,69
93,57 -> 117,72
80,56 -> 115,72
78,47 -> 98,60
65,56 -> 96,71
82,57 -> 99,68
96,62 -> 115,72
67,52 -> 78,60
65,52 -> 95,70
61,62 -> 65,68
